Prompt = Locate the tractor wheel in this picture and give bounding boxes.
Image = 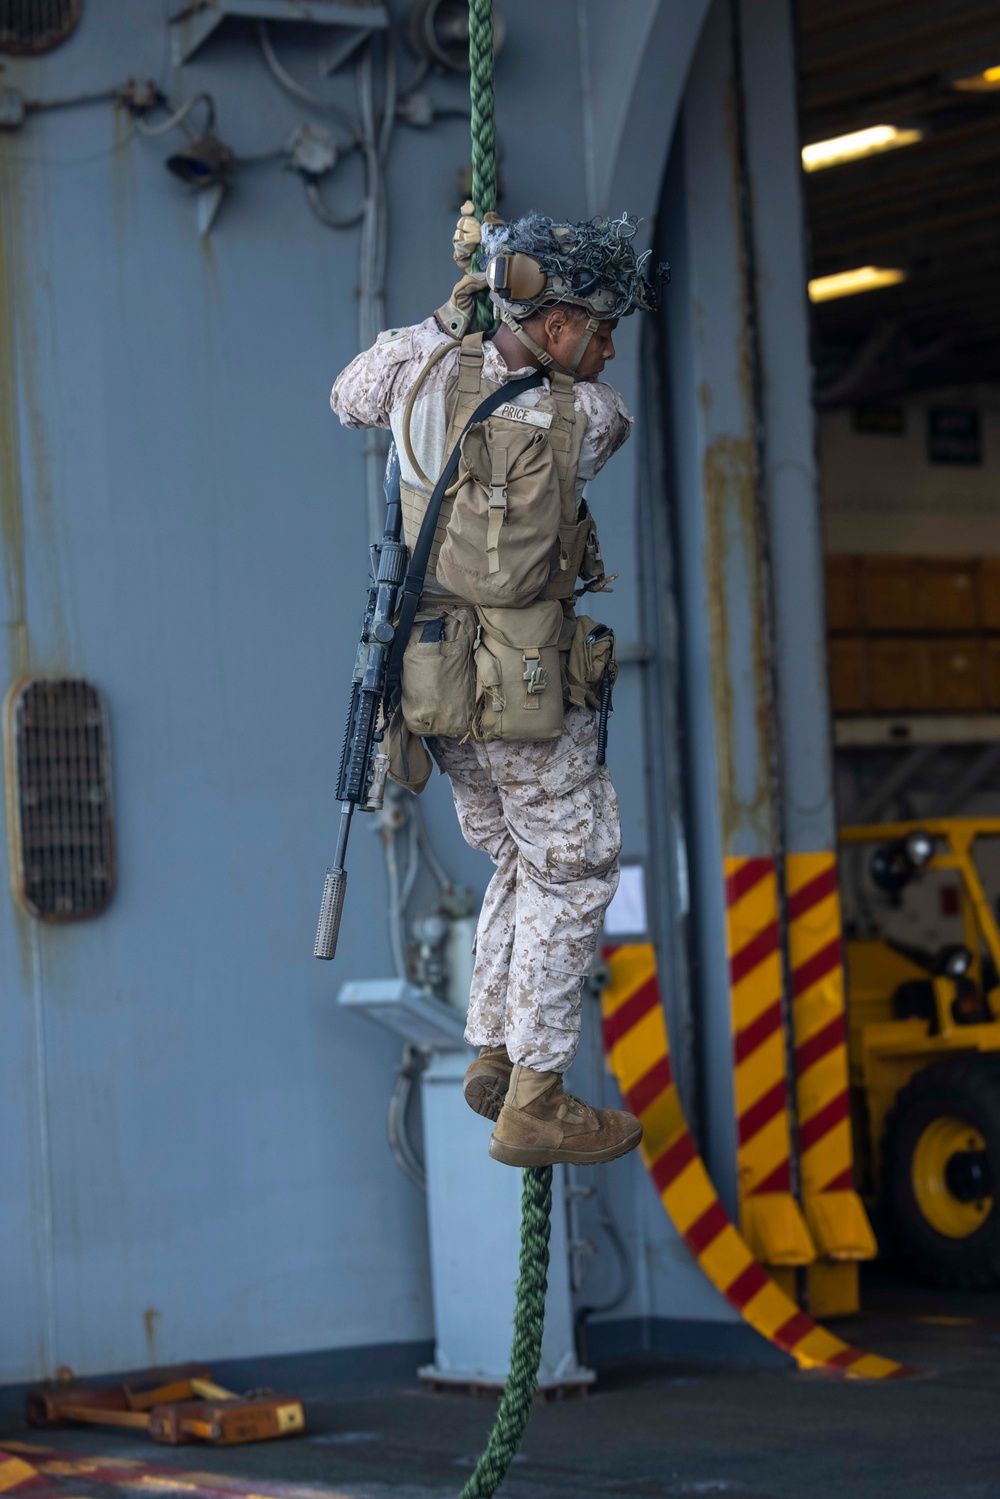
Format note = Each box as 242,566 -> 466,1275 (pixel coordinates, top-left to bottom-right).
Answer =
881,1056 -> 1000,1288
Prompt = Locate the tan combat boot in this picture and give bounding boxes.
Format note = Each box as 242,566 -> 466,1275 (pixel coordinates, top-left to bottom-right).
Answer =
489,1064 -> 643,1167
463,1045 -> 513,1121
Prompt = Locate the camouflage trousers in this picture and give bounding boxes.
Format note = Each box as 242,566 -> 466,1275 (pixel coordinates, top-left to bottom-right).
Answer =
428,707 -> 621,1073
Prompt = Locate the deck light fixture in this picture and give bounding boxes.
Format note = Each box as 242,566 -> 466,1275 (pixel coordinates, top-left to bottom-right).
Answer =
166,131 -> 234,188
801,124 -> 922,172
808,265 -> 906,302
952,63 -> 1000,92
166,130 -> 235,236
905,830 -> 934,868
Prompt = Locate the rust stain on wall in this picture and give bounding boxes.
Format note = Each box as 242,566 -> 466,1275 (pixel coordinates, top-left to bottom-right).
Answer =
0,152 -> 42,991
697,79 -> 776,859
0,157 -> 28,676
143,1308 -> 161,1368
111,98 -> 138,245
703,431 -> 772,852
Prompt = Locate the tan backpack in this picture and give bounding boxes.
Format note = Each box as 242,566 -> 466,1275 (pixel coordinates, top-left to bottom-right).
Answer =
399,334 -> 586,609
393,334 -> 614,747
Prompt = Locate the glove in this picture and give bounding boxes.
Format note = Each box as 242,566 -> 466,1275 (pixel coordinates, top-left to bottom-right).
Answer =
452,200 -> 505,270
452,200 -> 481,270
434,271 -> 489,340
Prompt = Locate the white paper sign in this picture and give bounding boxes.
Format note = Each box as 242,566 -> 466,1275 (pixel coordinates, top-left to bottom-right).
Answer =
604,864 -> 647,935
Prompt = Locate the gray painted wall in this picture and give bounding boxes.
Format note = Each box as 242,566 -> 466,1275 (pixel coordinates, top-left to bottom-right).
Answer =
0,0 -> 706,1385
0,0 -> 817,1384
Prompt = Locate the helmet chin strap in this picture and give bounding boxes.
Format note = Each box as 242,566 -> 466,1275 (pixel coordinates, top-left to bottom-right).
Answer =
497,305 -> 600,379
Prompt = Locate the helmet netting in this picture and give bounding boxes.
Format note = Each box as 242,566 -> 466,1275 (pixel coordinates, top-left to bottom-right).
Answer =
480,211 -> 656,318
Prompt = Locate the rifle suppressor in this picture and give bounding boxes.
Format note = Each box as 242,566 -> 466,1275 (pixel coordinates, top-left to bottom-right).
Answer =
315,866 -> 347,960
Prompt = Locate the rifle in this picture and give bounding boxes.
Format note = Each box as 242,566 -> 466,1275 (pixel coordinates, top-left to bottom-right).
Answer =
314,369 -> 544,961
314,446 -> 408,960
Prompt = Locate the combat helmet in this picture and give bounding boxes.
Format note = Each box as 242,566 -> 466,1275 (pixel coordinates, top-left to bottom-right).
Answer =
481,211 -> 669,377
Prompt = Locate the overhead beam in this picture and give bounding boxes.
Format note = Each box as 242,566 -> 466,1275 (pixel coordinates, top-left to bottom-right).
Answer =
842,746 -> 940,826
932,744 -> 1000,817
798,0 -> 966,44
808,171 -> 1000,242
800,16 -> 1000,108
814,181 -> 1000,235
814,217 -> 1000,275
801,5 -> 1000,72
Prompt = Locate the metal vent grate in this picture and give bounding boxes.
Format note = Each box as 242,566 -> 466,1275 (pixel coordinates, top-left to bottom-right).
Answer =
6,677 -> 116,921
0,0 -> 82,54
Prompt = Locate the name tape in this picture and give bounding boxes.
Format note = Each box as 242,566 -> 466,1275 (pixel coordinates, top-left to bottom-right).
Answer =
493,402 -> 553,430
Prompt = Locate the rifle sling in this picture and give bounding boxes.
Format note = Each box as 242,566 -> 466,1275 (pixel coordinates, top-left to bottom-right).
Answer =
386,369 -> 544,712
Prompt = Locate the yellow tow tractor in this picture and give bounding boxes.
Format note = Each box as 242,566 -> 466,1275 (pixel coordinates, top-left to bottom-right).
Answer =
839,819 -> 1000,1287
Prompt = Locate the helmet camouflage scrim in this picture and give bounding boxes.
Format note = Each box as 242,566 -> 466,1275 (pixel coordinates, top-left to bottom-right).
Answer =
479,211 -> 669,376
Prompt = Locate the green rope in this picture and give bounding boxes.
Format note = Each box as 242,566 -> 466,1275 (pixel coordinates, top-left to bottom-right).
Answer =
457,25 -> 552,1490
459,1166 -> 552,1499
469,0 -> 496,333
469,0 -> 497,219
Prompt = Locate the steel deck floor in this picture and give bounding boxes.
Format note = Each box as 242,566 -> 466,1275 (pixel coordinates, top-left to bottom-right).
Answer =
5,1280 -> 1000,1499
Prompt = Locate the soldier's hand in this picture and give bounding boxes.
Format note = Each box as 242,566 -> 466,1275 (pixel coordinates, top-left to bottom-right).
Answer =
452,200 -> 481,269
434,271 -> 489,340
452,201 -> 505,269
450,271 -> 488,313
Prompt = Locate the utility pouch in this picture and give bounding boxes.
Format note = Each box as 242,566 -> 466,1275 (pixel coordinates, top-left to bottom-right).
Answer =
579,512 -> 608,583
472,600 -> 565,742
543,504 -> 609,601
435,419 -> 562,608
565,613 -> 618,710
385,705 -> 433,794
400,604 -> 477,739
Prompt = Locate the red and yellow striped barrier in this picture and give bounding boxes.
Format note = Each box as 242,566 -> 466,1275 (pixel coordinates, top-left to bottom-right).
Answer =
787,853 -> 864,1197
787,854 -> 856,1196
0,1446 -> 357,1499
0,1452 -> 44,1495
786,852 -> 877,1312
724,858 -> 815,1269
601,942 -> 905,1377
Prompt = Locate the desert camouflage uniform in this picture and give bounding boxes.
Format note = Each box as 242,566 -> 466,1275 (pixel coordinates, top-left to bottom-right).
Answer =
332,318 -> 630,1073
331,316 -> 631,511
427,709 -> 620,1072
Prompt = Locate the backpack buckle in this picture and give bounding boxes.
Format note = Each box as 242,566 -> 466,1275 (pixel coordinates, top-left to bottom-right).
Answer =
522,650 -> 548,696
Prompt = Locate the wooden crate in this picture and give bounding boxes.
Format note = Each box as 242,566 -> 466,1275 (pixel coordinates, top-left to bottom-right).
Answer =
858,558 -> 921,630
925,638 -> 983,711
856,557 -> 980,631
920,560 -> 978,630
825,556 -> 860,630
868,638 -> 927,711
980,559 -> 1000,629
982,639 -> 1000,710
828,637 -> 867,713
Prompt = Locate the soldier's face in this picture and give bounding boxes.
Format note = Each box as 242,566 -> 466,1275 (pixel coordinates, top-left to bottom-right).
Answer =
545,315 -> 618,380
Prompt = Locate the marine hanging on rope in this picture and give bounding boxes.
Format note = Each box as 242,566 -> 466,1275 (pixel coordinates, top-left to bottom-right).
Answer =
316,2 -> 668,1490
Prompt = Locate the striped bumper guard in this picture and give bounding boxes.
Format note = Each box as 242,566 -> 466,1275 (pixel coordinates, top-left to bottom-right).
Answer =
725,857 -> 816,1273
600,942 -> 906,1378
0,1452 -> 47,1496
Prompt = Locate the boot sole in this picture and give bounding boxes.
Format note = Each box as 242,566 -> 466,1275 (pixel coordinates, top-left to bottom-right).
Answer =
488,1123 -> 643,1168
464,1072 -> 511,1123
